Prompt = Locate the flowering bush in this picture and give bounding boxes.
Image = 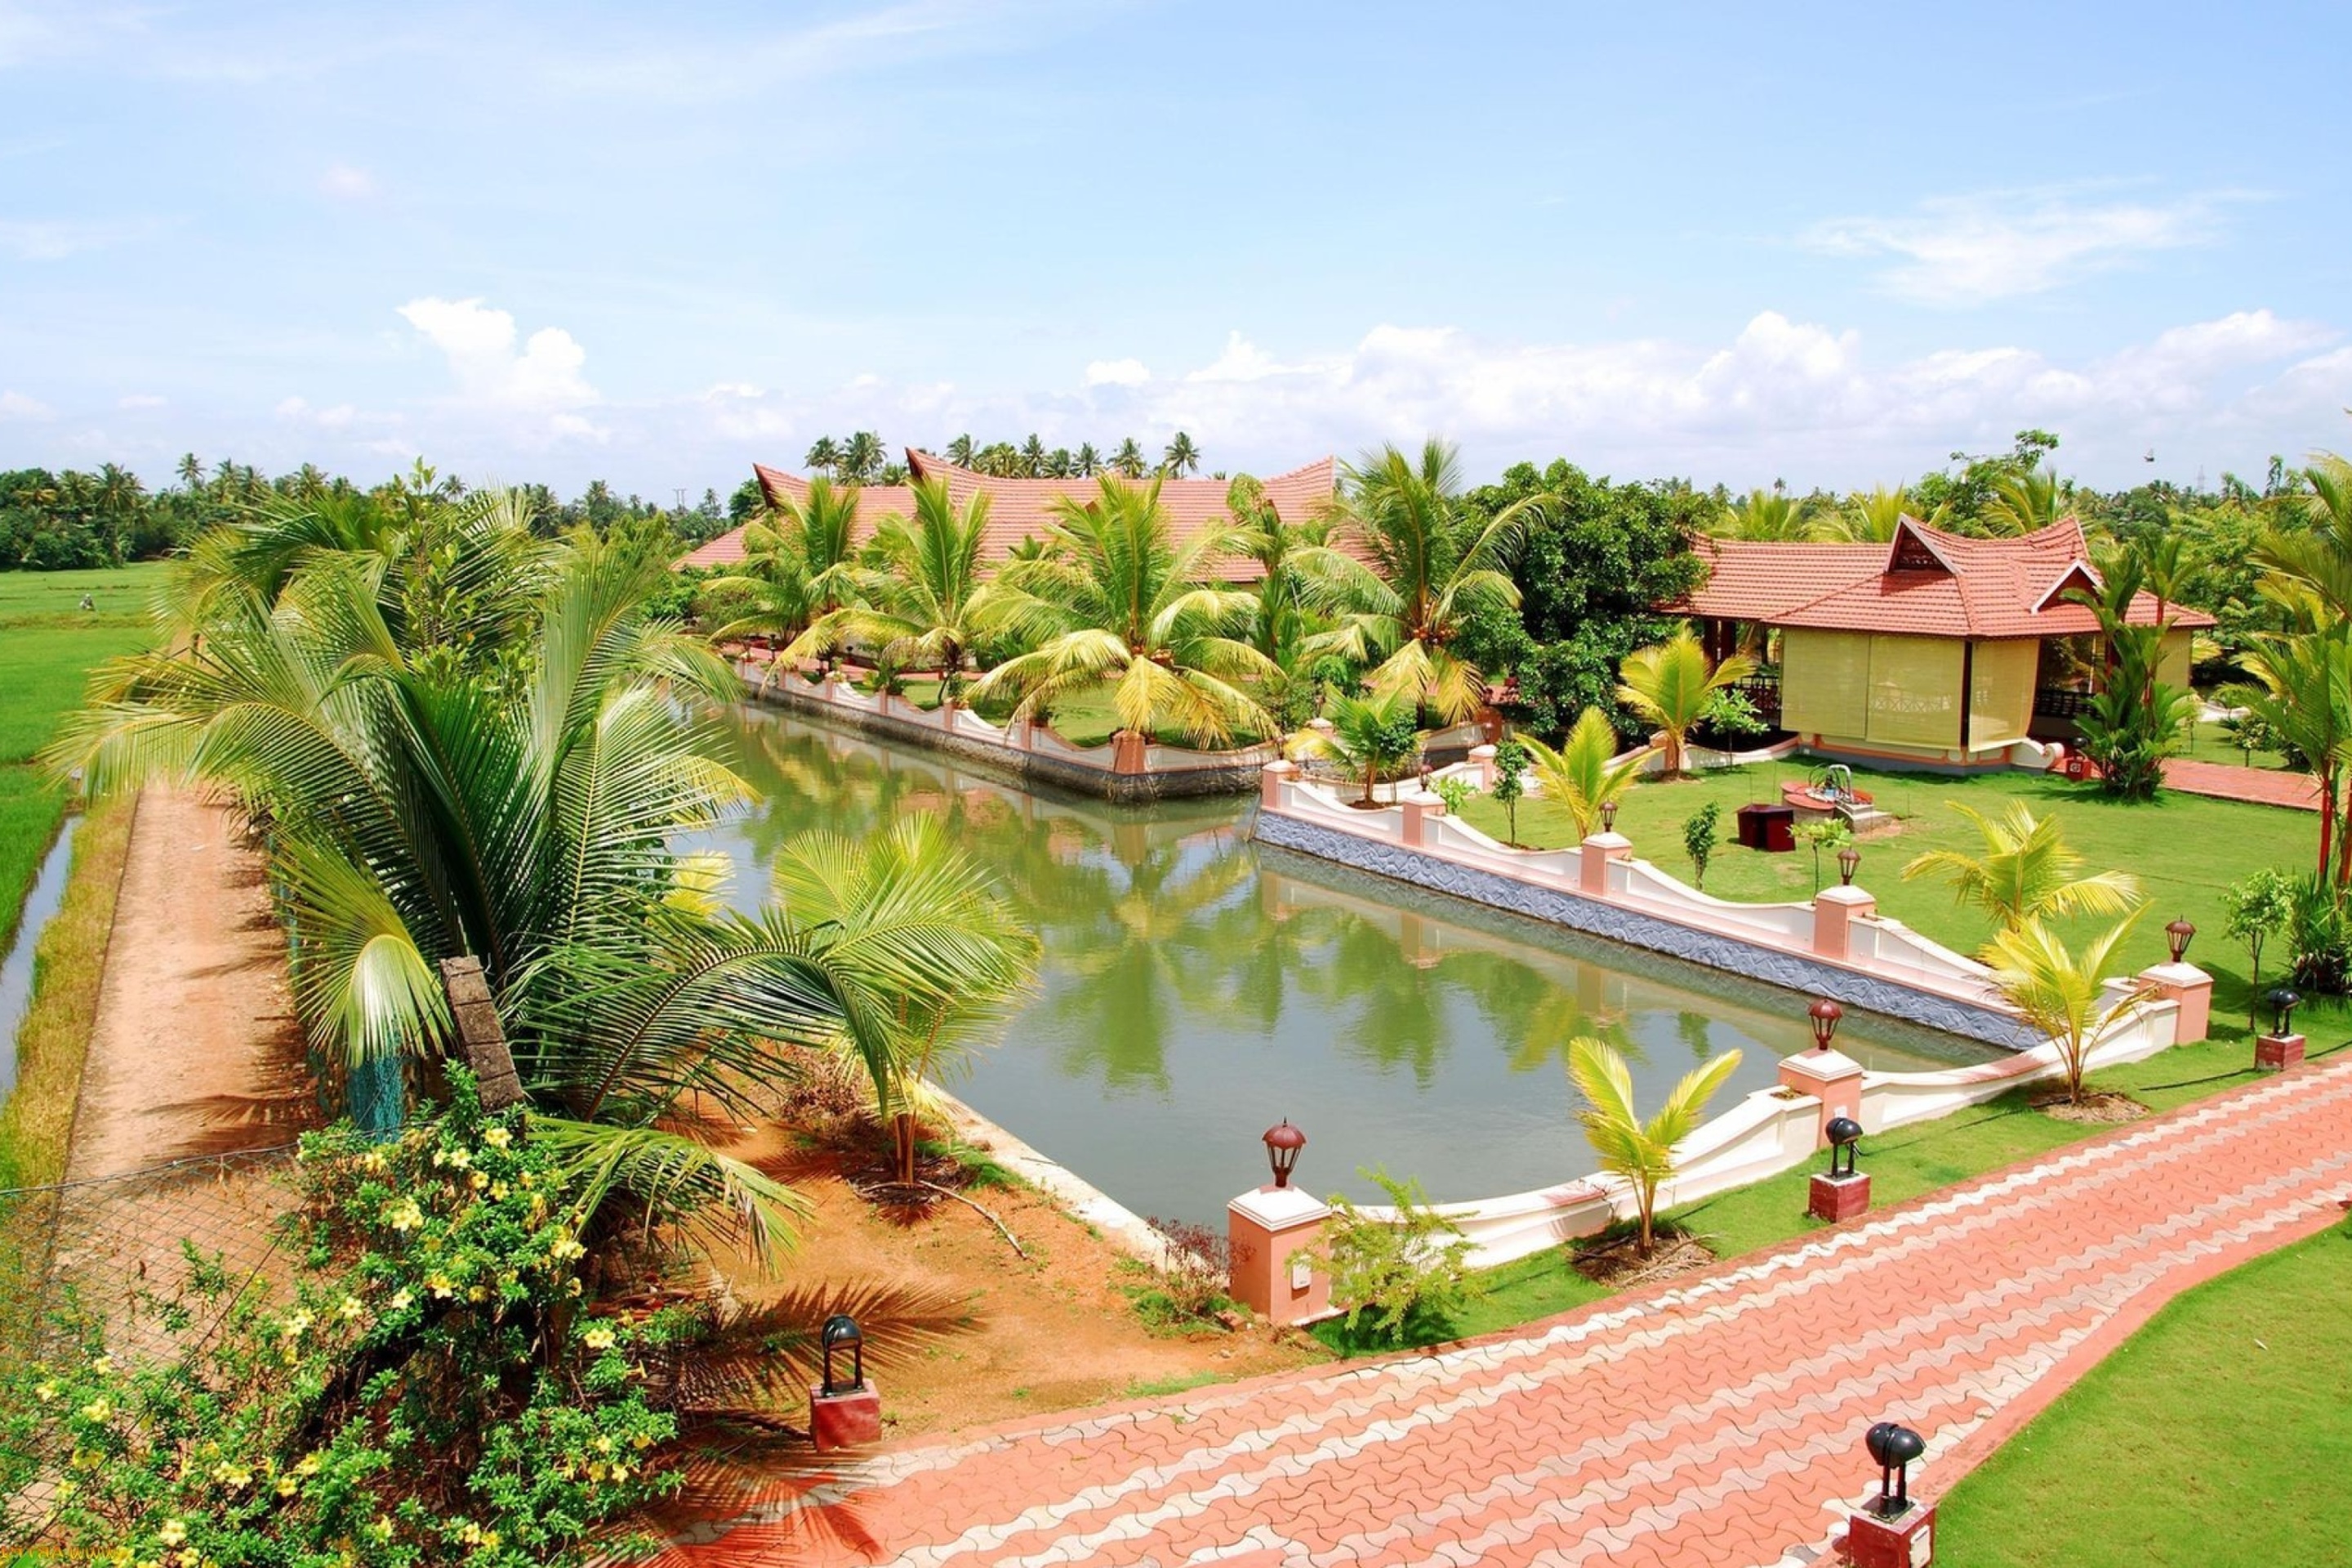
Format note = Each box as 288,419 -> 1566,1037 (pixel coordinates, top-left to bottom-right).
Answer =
0,1075 -> 682,1566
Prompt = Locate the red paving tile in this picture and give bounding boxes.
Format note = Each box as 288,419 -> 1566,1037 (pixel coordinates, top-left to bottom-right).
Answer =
2161,756 -> 2322,810
649,1058 -> 2352,1568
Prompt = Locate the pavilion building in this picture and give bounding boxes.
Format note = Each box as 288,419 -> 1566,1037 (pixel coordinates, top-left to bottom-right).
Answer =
1675,515 -> 2213,771
679,449 -> 1337,581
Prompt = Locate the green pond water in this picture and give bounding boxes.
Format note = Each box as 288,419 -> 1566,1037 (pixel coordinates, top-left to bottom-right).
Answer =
697,706 -> 2002,1231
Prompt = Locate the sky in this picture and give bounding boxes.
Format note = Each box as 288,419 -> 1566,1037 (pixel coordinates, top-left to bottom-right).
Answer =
2,0 -> 2349,499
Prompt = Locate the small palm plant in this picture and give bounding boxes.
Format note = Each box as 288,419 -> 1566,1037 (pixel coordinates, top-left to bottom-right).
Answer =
1900,802 -> 2141,933
1567,1037 -> 1743,1254
1521,706 -> 1642,840
1294,688 -> 1421,806
1982,915 -> 2149,1106
1615,628 -> 1757,777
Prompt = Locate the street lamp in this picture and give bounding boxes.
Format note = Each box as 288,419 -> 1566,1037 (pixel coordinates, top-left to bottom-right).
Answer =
1837,844 -> 1862,887
1809,998 -> 1844,1052
1263,1119 -> 1306,1189
1825,1116 -> 1863,1178
2266,986 -> 2302,1040
1864,1422 -> 1926,1520
1599,800 -> 1618,834
819,1314 -> 866,1396
2165,916 -> 2197,965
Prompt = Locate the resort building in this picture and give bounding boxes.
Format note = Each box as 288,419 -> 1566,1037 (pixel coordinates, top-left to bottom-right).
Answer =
679,448 -> 1338,581
1677,515 -> 2214,770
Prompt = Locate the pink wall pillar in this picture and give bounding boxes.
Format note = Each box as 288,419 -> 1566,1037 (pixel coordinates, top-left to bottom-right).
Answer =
1260,759 -> 1295,808
1111,730 -> 1148,775
1778,1048 -> 1867,1147
1400,794 -> 1433,845
1468,742 -> 1498,787
1579,832 -> 1632,897
1227,1185 -> 1332,1326
2140,962 -> 2212,1043
1812,885 -> 1877,960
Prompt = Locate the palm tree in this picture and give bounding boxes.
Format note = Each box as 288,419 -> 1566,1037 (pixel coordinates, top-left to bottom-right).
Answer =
2253,448 -> 2352,620
805,479 -> 997,700
1292,689 -> 1420,805
1982,470 -> 2065,536
967,474 -> 1276,746
1162,430 -> 1201,477
945,433 -> 975,467
1296,439 -> 1546,724
1112,437 -> 1147,479
1075,443 -> 1101,478
702,477 -> 866,656
1715,488 -> 1812,541
840,430 -> 884,484
1521,706 -> 1643,839
803,435 -> 841,476
1900,802 -> 2142,933
771,817 -> 1037,1186
1228,472 -> 1317,672
1982,916 -> 2148,1105
1615,627 -> 1757,777
2225,624 -> 2352,881
176,452 -> 206,491
1567,1036 -> 1742,1254
1019,434 -> 1048,477
1822,486 -> 1933,544
1047,447 -> 1073,479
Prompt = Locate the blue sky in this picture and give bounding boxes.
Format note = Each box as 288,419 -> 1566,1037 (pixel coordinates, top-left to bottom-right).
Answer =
2,1 -> 2347,497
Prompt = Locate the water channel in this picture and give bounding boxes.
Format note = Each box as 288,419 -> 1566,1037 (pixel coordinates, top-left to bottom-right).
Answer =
0,816 -> 78,1101
696,706 -> 2001,1231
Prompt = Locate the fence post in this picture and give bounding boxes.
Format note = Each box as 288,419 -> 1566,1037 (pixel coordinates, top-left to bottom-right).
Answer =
438,956 -> 526,1115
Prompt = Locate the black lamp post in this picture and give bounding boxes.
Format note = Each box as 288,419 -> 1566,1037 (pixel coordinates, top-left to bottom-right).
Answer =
2165,916 -> 2197,966
1837,844 -> 1862,887
1263,1119 -> 1306,1189
819,1313 -> 865,1396
1599,800 -> 1619,835
1825,1116 -> 1863,1178
1809,998 -> 1844,1052
2266,986 -> 2302,1039
1864,1422 -> 1926,1519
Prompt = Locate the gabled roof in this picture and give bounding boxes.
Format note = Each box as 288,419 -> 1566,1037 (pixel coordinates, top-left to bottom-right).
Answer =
677,451 -> 1339,578
1677,516 -> 2215,639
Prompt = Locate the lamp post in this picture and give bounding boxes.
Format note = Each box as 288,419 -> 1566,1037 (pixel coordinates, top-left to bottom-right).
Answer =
2257,986 -> 2307,1071
819,1313 -> 865,1396
1599,799 -> 1618,835
1263,1119 -> 1306,1189
1809,998 -> 1843,1052
1847,1422 -> 1936,1567
1809,1113 -> 1871,1220
1837,844 -> 1862,887
808,1312 -> 882,1451
2165,916 -> 2197,965
1864,1422 -> 1926,1517
1825,1116 -> 1862,1179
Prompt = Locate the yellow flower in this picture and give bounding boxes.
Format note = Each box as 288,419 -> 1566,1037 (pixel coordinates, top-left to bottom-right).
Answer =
565,1277 -> 582,1296
630,1432 -> 652,1450
593,1435 -> 614,1454
443,1146 -> 471,1170
279,1310 -> 312,1339
338,1294 -> 363,1321
53,1478 -> 76,1499
387,1288 -> 413,1312
276,1477 -> 298,1498
550,1234 -> 586,1262
80,1397 -> 112,1422
488,1180 -> 509,1200
426,1273 -> 454,1299
466,1285 -> 487,1303
33,1380 -> 55,1402
482,1126 -> 511,1149
582,1325 -> 617,1352
296,1453 -> 322,1477
158,1521 -> 188,1547
467,1170 -> 488,1192
212,1461 -> 252,1490
369,1517 -> 394,1541
384,1200 -> 423,1233
609,1463 -> 630,1483
89,1355 -> 114,1374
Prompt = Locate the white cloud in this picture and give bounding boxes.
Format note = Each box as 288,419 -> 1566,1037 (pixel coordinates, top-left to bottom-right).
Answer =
1085,357 -> 1150,388
116,392 -> 166,409
274,394 -> 361,429
318,163 -> 376,199
0,389 -> 53,420
395,297 -> 602,443
1802,188 -> 2245,305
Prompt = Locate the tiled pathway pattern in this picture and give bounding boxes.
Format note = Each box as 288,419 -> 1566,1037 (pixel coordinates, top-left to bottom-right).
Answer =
658,1058 -> 2352,1567
2160,756 -> 2321,811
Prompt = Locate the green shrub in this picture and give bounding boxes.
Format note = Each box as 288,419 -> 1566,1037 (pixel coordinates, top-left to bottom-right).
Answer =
1682,801 -> 1722,889
2287,873 -> 2350,993
1314,1168 -> 1481,1347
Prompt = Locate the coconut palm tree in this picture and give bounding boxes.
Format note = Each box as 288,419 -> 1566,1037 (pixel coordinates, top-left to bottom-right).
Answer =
1075,442 -> 1101,478
840,430 -> 884,484
967,474 -> 1276,746
1228,472 -> 1319,672
1715,488 -> 1812,541
944,433 -> 975,467
1567,1036 -> 1742,1254
2253,448 -> 2352,621
1111,437 -> 1147,479
1615,627 -> 1757,776
1292,688 -> 1420,805
1822,486 -> 1939,544
800,479 -> 1000,701
1900,802 -> 2143,934
1982,470 -> 2066,536
1161,430 -> 1201,477
1982,916 -> 2148,1106
1521,706 -> 1643,839
803,435 -> 841,476
2225,623 -> 2352,881
1296,439 -> 1546,725
1019,434 -> 1048,477
702,477 -> 866,655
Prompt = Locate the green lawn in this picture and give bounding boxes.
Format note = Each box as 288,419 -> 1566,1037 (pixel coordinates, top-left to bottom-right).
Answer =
874,675 -> 1271,750
0,565 -> 167,947
1936,1219 -> 2352,1567
1457,760 -> 2315,1039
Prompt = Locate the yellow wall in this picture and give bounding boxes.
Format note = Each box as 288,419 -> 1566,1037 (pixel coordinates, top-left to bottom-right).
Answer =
1781,630 -> 1871,739
2158,626 -> 2194,690
1782,629 -> 1977,751
1967,639 -> 2039,747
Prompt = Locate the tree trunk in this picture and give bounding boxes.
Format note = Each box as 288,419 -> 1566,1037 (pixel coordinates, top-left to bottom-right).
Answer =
2319,766 -> 2336,882
893,1111 -> 919,1187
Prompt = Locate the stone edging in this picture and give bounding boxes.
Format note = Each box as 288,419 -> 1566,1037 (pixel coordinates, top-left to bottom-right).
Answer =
929,1088 -> 1174,1270
1254,810 -> 2037,1049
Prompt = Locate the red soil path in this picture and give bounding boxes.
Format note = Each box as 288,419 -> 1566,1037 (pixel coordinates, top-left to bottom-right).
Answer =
651,1056 -> 2352,1568
2160,757 -> 2322,811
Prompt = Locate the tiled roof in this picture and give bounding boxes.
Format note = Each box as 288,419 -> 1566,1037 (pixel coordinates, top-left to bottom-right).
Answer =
676,453 -> 1338,578
1677,516 -> 2215,638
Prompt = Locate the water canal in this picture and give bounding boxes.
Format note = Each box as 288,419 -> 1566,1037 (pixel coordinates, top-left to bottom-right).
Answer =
697,706 -> 2000,1230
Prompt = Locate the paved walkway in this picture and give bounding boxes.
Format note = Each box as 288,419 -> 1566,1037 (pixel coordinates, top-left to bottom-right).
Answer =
2161,756 -> 2321,811
657,1059 -> 2352,1568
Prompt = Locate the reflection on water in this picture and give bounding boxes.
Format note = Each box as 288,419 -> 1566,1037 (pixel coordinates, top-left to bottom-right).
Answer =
1,815 -> 78,1100
695,706 -> 1999,1230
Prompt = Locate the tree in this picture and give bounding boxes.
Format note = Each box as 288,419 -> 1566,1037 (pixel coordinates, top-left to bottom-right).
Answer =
840,430 -> 884,484
1615,627 -> 1757,777
2226,625 -> 2352,882
1567,1036 -> 1742,1254
1983,916 -> 2148,1106
1294,689 -> 1421,805
967,474 -> 1277,746
945,433 -> 975,467
1521,706 -> 1641,840
1111,437 -> 1147,479
808,478 -> 996,700
1491,737 -> 1530,843
1821,485 -> 1937,543
703,476 -> 866,656
1161,430 -> 1201,477
1715,488 -> 1812,541
1298,439 -> 1548,724
2067,554 -> 2194,800
1075,442 -> 1101,477
1900,802 -> 2142,933
1682,802 -> 1720,889
1981,469 -> 2067,536
1019,434 -> 1047,477
2223,869 -> 2295,1033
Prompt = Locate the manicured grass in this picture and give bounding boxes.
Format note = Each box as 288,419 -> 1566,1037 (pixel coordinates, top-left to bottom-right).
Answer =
0,566 -> 165,948
1936,1219 -> 2352,1567
1457,760 -> 2315,1037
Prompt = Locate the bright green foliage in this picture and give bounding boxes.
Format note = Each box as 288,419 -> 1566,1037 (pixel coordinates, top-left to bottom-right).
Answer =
1432,774 -> 1479,816
805,477 -> 996,697
2226,621 -> 2352,882
701,475 -> 866,654
1294,689 -> 1422,805
2284,871 -> 2350,992
1682,801 -> 1721,889
1520,706 -> 1642,840
2066,553 -> 2195,800
1616,628 -> 1756,776
1315,1167 -> 1481,1347
1982,915 -> 2147,1104
1297,439 -> 1547,724
969,474 -> 1276,746
1491,737 -> 1530,842
1713,488 -> 1812,541
1567,1036 -> 1742,1253
2221,869 -> 2295,1028
1900,802 -> 2142,936
1797,817 -> 1855,897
